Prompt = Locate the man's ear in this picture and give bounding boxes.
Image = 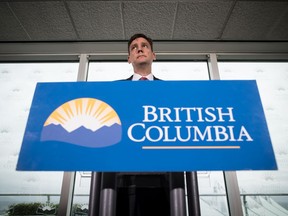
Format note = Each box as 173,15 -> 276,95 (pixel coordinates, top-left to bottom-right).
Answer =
128,55 -> 131,64
153,52 -> 156,61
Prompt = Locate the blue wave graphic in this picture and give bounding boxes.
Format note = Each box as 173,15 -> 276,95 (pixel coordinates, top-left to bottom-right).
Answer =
41,123 -> 122,148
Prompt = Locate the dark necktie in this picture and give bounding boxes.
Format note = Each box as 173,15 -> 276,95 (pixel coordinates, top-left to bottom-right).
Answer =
139,77 -> 148,81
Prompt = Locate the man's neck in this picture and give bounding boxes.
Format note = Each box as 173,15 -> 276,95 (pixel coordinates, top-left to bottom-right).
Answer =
133,65 -> 152,76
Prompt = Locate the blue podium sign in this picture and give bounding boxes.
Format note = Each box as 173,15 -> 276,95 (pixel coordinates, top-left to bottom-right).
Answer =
17,81 -> 277,171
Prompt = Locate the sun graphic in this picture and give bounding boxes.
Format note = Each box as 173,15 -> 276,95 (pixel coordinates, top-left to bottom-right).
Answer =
44,98 -> 121,132
41,98 -> 122,148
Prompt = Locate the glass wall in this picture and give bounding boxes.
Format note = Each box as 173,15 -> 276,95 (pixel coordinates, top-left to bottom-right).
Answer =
218,62 -> 288,215
72,172 -> 91,215
198,171 -> 229,215
88,62 -> 209,81
0,63 -> 78,215
1,50 -> 287,216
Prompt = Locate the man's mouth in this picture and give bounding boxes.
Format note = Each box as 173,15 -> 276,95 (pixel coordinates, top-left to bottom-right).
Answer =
137,55 -> 146,59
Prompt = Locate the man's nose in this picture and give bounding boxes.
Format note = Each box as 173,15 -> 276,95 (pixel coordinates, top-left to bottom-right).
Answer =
137,48 -> 143,53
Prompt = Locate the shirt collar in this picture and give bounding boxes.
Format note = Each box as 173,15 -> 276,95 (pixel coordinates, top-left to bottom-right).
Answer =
132,73 -> 153,81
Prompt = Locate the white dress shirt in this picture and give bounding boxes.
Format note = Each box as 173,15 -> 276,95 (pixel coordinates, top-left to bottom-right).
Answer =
132,73 -> 153,81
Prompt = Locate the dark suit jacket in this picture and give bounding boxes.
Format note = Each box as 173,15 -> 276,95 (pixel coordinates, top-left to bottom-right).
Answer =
124,75 -> 161,81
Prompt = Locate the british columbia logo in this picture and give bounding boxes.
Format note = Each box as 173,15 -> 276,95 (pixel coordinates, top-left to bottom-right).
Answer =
41,98 -> 122,147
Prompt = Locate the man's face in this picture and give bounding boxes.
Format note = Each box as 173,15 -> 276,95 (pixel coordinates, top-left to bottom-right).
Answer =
128,37 -> 156,67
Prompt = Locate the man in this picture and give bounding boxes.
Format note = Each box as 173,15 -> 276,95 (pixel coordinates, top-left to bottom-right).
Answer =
99,34 -> 186,216
125,33 -> 160,81
94,34 -> 186,216
115,34 -> 185,216
116,33 -> 169,216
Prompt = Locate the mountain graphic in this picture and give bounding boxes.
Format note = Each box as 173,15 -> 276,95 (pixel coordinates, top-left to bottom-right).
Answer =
41,123 -> 122,148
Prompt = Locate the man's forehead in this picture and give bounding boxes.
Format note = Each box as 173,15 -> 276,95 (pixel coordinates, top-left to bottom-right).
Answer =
130,37 -> 149,46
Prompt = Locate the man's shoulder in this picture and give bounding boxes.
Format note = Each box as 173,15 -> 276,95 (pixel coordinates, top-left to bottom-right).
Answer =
153,76 -> 161,80
118,75 -> 133,81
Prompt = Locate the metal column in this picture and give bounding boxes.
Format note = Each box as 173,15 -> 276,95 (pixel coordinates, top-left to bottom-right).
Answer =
77,54 -> 89,81
224,172 -> 244,216
88,172 -> 102,216
208,53 -> 243,216
186,172 -> 201,216
99,173 -> 117,216
170,172 -> 187,216
58,172 -> 76,216
58,54 -> 89,216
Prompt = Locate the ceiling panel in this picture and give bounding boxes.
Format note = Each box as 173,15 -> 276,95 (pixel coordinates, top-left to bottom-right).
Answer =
266,8 -> 288,40
67,1 -> 124,40
8,1 -> 77,41
173,1 -> 234,40
0,3 -> 30,40
0,0 -> 287,42
123,2 -> 177,40
222,1 -> 288,40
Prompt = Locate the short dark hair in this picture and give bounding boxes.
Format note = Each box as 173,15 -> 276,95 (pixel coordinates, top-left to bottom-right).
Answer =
128,33 -> 153,54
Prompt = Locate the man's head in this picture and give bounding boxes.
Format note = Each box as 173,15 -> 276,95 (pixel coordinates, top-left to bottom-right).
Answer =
128,33 -> 153,54
127,33 -> 156,68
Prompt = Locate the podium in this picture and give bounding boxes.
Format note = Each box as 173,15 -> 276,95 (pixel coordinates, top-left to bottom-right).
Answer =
17,81 -> 277,215
88,172 -> 200,216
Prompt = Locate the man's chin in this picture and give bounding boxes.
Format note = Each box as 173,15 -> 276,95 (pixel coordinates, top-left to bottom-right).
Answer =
137,56 -> 146,60
138,60 -> 150,65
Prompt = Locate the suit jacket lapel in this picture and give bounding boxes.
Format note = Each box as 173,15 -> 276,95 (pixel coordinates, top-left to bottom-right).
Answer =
126,75 -> 133,80
125,75 -> 160,81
